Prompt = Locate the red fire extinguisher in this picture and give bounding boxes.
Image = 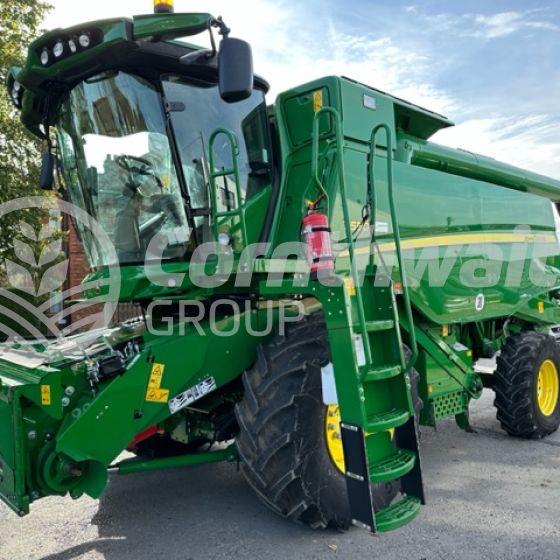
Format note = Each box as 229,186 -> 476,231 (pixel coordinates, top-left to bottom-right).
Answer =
302,211 -> 335,278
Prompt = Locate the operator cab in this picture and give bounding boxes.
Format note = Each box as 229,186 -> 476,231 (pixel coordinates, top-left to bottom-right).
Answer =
56,70 -> 271,267
8,9 -> 274,271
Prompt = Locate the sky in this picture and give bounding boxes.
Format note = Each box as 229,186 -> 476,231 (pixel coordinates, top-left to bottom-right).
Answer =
42,0 -> 560,179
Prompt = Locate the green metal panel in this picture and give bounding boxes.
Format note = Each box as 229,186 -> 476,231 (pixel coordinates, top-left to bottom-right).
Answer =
339,79 -> 396,148
132,13 -> 212,40
56,312 -> 263,465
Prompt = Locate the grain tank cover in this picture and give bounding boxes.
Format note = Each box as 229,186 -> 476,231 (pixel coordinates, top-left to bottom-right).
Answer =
393,98 -> 454,140
342,78 -> 454,140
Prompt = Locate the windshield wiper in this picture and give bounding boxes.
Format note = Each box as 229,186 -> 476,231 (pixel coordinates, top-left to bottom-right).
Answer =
161,98 -> 199,245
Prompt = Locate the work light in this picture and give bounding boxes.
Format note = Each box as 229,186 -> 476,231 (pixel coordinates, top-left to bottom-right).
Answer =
40,48 -> 49,65
10,81 -> 22,108
68,39 -> 77,53
78,33 -> 91,48
53,41 -> 65,58
154,0 -> 174,14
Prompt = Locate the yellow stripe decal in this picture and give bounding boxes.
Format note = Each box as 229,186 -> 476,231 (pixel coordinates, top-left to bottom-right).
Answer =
340,232 -> 558,257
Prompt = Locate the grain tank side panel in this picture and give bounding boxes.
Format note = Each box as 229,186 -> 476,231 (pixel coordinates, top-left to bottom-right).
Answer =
382,161 -> 560,324
274,75 -> 560,325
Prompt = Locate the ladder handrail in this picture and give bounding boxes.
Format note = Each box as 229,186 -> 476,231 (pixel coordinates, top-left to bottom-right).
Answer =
311,115 -> 331,215
208,127 -> 249,248
369,124 -> 418,373
312,107 -> 372,366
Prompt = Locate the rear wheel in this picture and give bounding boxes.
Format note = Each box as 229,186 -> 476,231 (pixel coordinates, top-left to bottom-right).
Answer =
235,313 -> 418,529
494,331 -> 560,438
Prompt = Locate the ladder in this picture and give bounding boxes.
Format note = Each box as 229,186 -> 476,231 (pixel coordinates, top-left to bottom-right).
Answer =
311,109 -> 425,532
208,127 -> 248,248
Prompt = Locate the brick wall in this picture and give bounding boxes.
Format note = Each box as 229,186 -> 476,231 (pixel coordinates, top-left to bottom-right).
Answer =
65,219 -> 141,328
65,218 -> 102,327
67,220 -> 90,291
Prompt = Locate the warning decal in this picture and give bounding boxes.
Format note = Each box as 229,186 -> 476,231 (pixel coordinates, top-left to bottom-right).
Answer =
145,387 -> 170,404
40,385 -> 51,406
313,90 -> 323,112
145,363 -> 169,403
169,377 -> 217,414
148,363 -> 165,388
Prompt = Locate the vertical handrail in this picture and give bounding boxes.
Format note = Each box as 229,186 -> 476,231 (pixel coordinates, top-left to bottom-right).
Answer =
311,115 -> 331,216
312,107 -> 372,366
208,127 -> 248,248
369,124 -> 418,373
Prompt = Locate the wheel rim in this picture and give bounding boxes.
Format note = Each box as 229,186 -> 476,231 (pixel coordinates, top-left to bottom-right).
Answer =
325,405 -> 345,473
325,405 -> 395,473
537,359 -> 559,417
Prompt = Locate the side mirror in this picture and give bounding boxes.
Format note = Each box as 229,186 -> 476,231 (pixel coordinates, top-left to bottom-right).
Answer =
39,152 -> 55,190
218,38 -> 253,103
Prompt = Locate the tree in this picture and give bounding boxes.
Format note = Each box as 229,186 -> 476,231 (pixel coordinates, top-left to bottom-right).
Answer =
0,0 -> 52,265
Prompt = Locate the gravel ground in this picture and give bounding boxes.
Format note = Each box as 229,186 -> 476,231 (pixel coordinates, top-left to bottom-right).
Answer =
1,389 -> 559,560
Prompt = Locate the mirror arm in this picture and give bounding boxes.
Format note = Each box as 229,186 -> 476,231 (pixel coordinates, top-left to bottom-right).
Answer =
207,21 -> 218,57
211,16 -> 231,38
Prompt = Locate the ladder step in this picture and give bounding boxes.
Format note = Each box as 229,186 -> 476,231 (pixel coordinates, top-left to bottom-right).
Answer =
368,448 -> 416,483
216,210 -> 241,218
376,496 -> 421,532
354,319 -> 395,333
366,408 -> 410,432
363,364 -> 402,382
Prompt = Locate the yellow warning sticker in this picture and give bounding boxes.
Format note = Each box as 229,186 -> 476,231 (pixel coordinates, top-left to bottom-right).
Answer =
538,301 -> 544,314
148,363 -> 165,389
145,387 -> 170,404
40,385 -> 51,406
343,277 -> 356,297
313,90 -> 323,112
350,220 -> 370,231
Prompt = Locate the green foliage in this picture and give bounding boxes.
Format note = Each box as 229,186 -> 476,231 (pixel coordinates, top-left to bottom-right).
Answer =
0,0 -> 52,276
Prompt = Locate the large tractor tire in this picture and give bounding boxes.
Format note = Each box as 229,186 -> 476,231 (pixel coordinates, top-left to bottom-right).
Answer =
235,312 -> 419,530
494,331 -> 560,438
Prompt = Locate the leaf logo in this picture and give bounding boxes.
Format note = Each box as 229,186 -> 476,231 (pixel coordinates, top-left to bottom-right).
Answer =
0,197 -> 122,344
37,259 -> 68,296
4,259 -> 35,294
3,222 -> 66,296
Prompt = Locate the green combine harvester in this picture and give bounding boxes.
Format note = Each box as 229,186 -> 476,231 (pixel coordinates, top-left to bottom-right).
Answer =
2,0 -> 560,534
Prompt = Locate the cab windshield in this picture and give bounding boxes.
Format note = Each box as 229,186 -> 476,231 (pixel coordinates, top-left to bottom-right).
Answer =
56,71 -> 272,268
57,72 -> 190,267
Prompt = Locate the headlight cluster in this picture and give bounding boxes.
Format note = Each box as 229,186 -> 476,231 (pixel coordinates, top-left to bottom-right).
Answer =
39,31 -> 95,67
10,80 -> 23,109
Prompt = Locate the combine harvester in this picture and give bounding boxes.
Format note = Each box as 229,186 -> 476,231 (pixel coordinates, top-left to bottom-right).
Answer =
2,0 -> 559,533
